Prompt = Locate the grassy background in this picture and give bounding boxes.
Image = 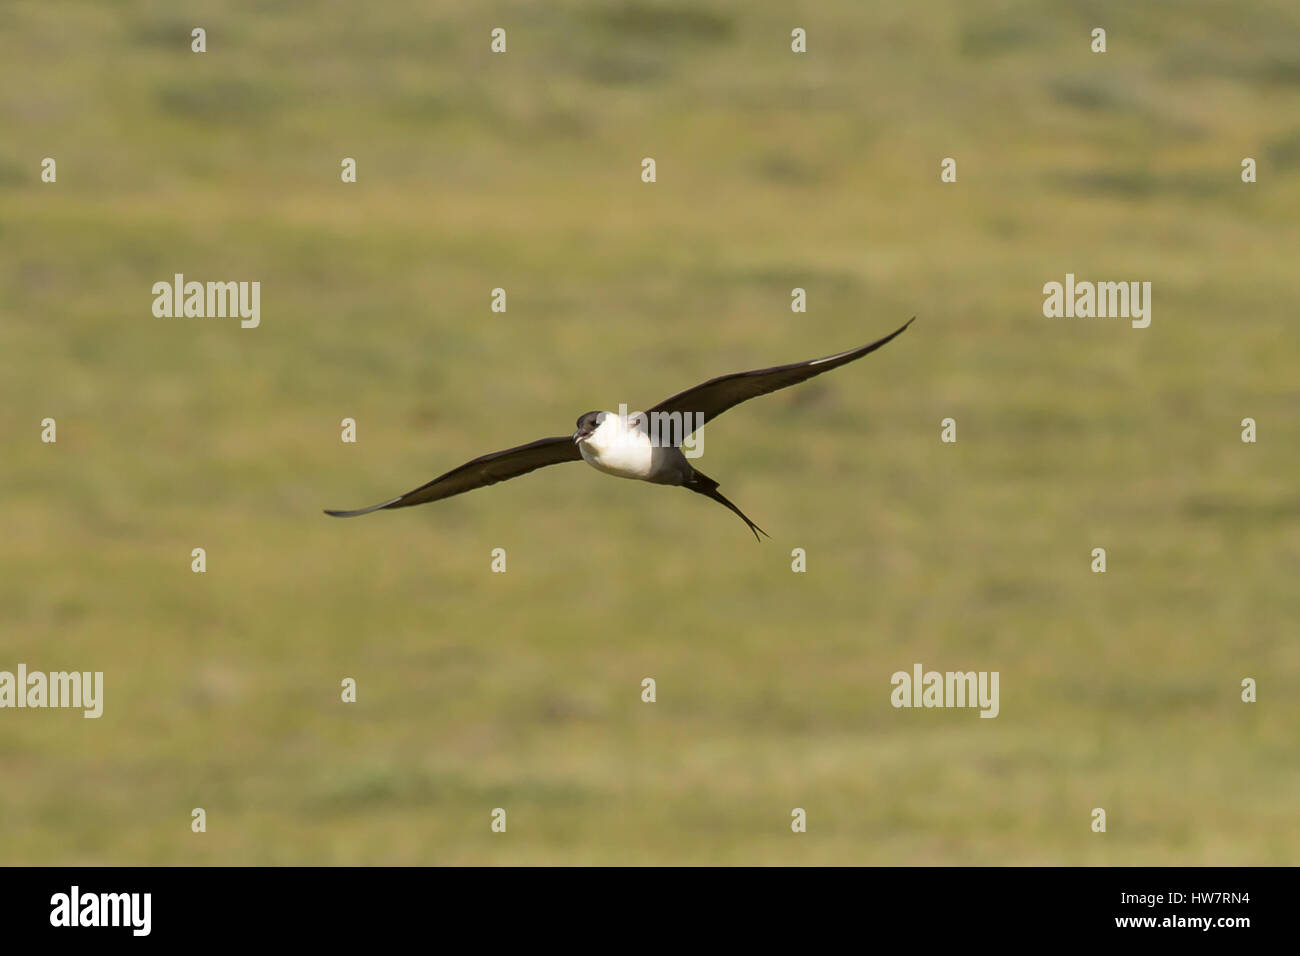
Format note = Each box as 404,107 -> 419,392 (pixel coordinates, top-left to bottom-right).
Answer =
1,0 -> 1297,864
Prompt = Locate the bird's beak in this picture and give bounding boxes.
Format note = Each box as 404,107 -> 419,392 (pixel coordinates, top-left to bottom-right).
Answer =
573,430 -> 584,444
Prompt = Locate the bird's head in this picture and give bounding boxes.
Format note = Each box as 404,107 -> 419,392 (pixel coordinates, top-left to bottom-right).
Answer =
573,411 -> 603,444
574,410 -> 646,447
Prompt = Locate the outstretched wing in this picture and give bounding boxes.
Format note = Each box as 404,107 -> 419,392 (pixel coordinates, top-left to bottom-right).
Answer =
646,318 -> 914,440
324,435 -> 582,517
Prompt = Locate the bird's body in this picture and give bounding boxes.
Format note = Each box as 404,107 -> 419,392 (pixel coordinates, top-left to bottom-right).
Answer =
576,412 -> 691,485
326,318 -> 914,539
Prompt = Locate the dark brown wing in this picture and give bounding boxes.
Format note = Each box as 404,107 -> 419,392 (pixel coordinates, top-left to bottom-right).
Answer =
646,318 -> 913,440
324,435 -> 582,517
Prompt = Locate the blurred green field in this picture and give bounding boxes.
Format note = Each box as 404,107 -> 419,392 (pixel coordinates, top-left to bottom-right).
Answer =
2,0 -> 1298,864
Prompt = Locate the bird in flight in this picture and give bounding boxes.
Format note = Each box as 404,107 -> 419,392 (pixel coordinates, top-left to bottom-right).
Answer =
325,318 -> 913,540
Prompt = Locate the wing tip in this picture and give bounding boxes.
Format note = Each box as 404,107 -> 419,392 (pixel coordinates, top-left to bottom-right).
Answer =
323,499 -> 399,518
868,315 -> 916,349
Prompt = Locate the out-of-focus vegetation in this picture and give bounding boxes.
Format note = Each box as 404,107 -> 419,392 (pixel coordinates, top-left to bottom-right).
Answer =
1,0 -> 1297,863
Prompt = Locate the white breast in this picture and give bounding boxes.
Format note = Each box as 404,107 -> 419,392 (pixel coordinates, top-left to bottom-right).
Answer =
579,418 -> 655,479
578,413 -> 689,484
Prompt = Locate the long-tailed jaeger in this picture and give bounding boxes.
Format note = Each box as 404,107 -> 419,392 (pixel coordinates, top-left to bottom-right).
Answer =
325,318 -> 913,540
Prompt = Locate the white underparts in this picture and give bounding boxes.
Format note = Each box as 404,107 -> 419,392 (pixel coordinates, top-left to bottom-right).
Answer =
578,412 -> 691,485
